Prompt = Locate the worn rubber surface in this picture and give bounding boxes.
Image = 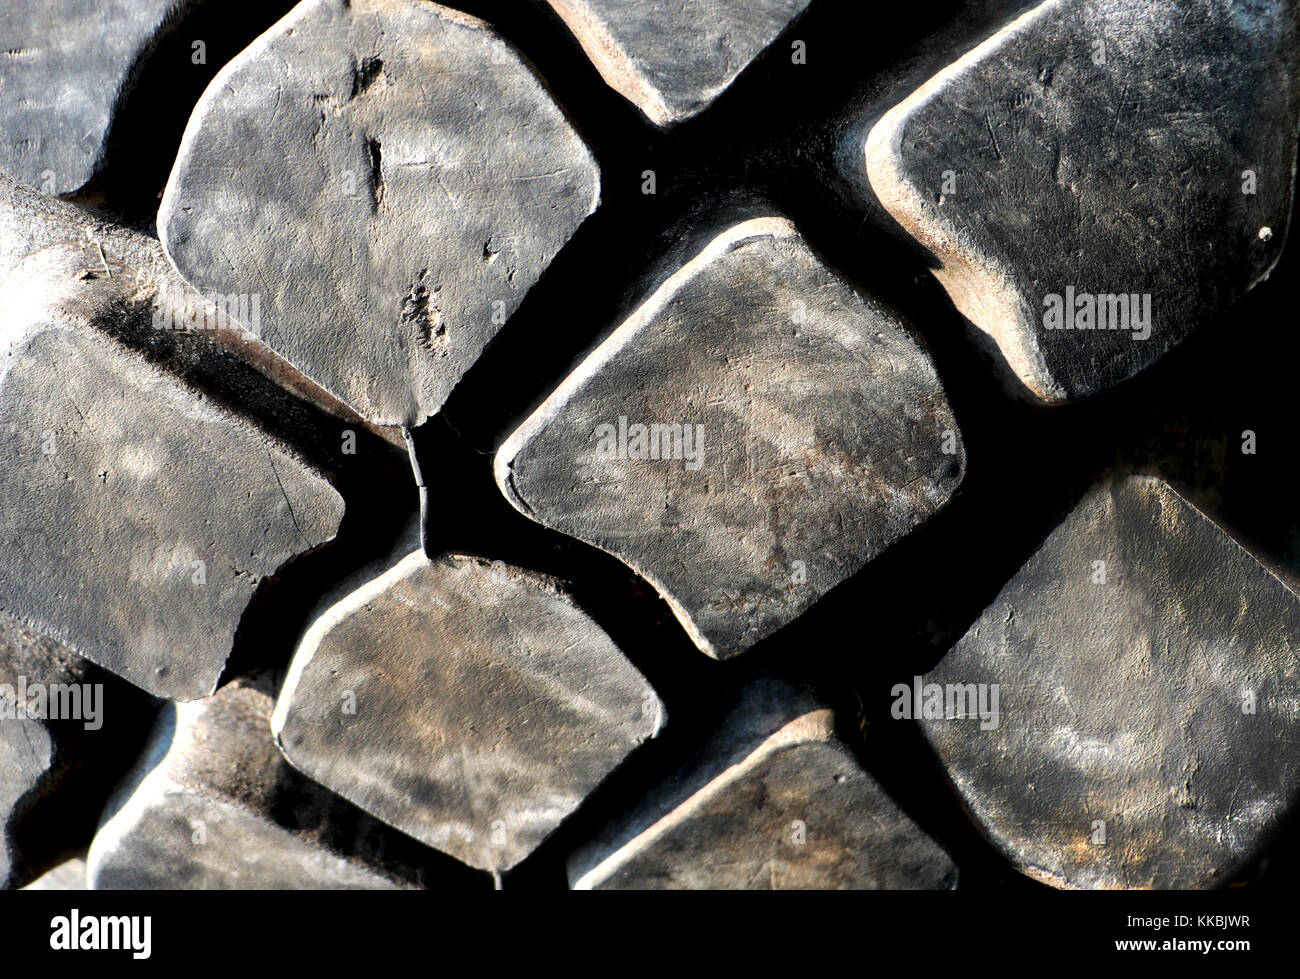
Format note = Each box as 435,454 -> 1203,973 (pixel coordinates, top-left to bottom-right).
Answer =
1,0 -> 1299,892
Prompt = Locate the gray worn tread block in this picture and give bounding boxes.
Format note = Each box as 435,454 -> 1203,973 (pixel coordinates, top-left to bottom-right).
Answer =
88,678 -> 415,889
923,475 -> 1300,889
272,550 -> 664,874
0,171 -> 403,450
496,216 -> 964,659
570,680 -> 958,889
0,0 -> 203,194
159,0 -> 600,428
545,0 -> 814,126
865,0 -> 1300,402
0,246 -> 343,701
